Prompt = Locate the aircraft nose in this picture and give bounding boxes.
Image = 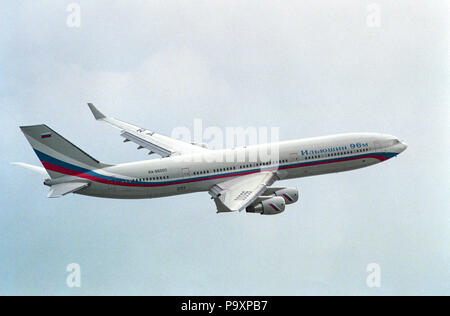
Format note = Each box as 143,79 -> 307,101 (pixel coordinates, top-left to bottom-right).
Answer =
399,140 -> 408,152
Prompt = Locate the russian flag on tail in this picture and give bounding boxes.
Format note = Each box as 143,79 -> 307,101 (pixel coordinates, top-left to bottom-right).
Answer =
40,133 -> 52,139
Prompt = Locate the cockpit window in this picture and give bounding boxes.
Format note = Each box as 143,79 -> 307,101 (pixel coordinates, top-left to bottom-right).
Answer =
388,139 -> 400,146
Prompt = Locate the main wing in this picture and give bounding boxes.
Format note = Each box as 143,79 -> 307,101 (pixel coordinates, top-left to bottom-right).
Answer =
209,172 -> 278,213
87,103 -> 209,157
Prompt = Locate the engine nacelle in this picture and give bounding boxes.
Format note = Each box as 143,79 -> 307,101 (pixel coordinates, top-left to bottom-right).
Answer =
272,187 -> 299,204
246,196 -> 286,215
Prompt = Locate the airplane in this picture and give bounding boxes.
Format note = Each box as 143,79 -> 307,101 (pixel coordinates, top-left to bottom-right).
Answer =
16,104 -> 407,215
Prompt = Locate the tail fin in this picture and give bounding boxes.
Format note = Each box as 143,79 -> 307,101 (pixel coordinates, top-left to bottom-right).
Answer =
20,125 -> 109,179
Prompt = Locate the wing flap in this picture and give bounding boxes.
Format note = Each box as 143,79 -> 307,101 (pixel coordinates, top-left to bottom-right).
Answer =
120,130 -> 173,157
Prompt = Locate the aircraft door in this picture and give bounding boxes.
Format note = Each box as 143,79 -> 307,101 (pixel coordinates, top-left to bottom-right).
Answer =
182,168 -> 190,178
290,153 -> 299,162
373,141 -> 381,152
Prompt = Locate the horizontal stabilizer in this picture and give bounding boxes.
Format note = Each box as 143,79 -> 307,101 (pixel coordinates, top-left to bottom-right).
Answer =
11,162 -> 48,178
48,182 -> 89,198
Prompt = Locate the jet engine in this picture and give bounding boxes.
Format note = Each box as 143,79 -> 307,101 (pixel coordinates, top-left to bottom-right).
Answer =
246,196 -> 286,215
271,187 -> 299,204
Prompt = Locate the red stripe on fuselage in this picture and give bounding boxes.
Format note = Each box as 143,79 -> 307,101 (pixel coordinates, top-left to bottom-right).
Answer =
41,161 -> 112,185
277,154 -> 388,172
41,160 -> 257,187
41,154 -> 389,188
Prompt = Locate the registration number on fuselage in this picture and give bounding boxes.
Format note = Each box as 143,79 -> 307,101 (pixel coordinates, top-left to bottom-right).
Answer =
148,168 -> 168,174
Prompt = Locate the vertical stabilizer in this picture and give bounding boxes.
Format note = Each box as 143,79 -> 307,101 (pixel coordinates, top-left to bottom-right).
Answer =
20,125 -> 109,179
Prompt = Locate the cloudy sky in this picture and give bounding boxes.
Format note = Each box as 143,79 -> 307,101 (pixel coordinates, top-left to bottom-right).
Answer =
1,0 -> 448,295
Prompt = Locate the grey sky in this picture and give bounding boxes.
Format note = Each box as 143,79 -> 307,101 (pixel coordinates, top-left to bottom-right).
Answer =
0,0 -> 448,295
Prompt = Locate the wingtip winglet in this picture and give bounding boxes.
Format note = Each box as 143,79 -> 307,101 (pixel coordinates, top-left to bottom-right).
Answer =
87,103 -> 106,120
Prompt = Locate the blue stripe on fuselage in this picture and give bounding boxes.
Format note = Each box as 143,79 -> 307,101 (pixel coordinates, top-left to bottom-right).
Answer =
35,149 -> 397,186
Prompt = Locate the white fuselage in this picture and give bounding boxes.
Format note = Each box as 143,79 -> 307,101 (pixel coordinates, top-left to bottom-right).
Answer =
59,133 -> 407,199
